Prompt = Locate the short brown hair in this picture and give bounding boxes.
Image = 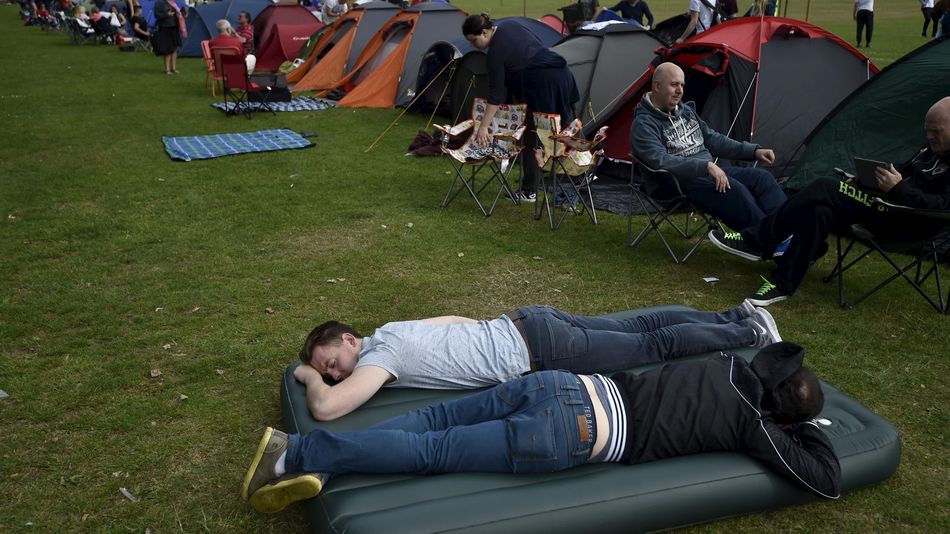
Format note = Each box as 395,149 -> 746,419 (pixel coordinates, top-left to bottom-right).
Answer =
298,321 -> 362,364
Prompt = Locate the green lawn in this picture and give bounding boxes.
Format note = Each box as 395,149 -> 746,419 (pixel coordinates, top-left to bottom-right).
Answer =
0,1 -> 947,532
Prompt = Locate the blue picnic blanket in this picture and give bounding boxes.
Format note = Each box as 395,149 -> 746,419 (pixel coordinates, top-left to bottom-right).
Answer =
162,129 -> 313,162
211,97 -> 337,114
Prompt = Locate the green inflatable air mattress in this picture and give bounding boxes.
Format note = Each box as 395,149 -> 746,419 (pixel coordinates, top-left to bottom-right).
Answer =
279,306 -> 900,532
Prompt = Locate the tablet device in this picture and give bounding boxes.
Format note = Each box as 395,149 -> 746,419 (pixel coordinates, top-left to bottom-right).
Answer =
853,157 -> 888,192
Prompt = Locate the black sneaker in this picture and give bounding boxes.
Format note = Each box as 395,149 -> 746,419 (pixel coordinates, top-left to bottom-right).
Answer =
748,276 -> 788,306
709,230 -> 761,262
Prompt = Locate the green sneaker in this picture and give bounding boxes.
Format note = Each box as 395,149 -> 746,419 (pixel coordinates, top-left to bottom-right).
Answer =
249,472 -> 324,514
748,276 -> 789,307
709,229 -> 762,261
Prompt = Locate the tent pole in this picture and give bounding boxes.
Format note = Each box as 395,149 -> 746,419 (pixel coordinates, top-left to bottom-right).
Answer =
427,62 -> 456,129
365,59 -> 454,153
805,0 -> 811,21
454,75 -> 476,125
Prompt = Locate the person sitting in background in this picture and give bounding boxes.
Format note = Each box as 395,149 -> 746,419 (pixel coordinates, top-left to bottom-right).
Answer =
631,62 -> 787,235
241,342 -> 841,514
73,6 -> 96,35
130,5 -> 150,41
321,0 -> 351,26
108,4 -> 127,30
709,97 -> 950,306
610,0 -> 653,28
235,10 -> 254,55
210,19 -> 256,72
89,6 -> 118,41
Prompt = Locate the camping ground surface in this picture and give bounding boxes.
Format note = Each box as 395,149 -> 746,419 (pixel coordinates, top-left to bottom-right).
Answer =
0,0 -> 947,531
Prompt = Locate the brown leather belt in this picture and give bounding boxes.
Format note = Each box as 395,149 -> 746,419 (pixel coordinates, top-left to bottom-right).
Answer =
506,312 -> 538,371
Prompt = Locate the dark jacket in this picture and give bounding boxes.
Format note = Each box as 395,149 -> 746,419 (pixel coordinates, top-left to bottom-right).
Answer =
889,147 -> 950,210
631,91 -> 759,181
609,344 -> 841,499
154,0 -> 178,29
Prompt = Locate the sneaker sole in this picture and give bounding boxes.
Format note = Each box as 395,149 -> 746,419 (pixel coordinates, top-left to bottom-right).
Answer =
748,294 -> 788,307
249,474 -> 323,514
708,231 -> 761,262
241,427 -> 274,502
754,309 -> 783,343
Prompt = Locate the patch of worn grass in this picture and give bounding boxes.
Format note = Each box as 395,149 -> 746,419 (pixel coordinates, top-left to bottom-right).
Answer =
1,2 -> 948,532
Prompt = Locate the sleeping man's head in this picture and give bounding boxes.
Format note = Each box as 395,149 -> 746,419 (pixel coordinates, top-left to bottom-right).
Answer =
764,366 -> 824,424
299,321 -> 362,382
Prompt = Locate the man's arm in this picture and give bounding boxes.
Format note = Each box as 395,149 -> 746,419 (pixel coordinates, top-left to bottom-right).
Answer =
746,419 -> 841,499
880,163 -> 950,210
676,10 -> 698,43
699,118 -> 760,161
294,364 -> 393,421
643,2 -> 654,27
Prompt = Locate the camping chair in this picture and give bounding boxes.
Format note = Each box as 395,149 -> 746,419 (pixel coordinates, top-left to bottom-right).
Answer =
435,98 -> 527,217
823,196 -> 950,314
202,40 -> 222,96
67,18 -> 97,45
627,155 -> 720,264
532,112 -> 607,230
219,53 -> 275,119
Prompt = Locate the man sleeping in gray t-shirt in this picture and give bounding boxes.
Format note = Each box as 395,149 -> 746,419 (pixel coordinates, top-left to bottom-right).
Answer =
292,303 -> 782,421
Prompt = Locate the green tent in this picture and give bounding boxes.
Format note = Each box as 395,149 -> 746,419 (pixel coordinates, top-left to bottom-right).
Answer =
784,36 -> 950,192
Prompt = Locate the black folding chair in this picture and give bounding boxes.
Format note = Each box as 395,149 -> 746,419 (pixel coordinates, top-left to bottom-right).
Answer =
67,18 -> 97,45
627,155 -> 720,264
823,197 -> 950,314
436,98 -> 527,217
219,53 -> 275,119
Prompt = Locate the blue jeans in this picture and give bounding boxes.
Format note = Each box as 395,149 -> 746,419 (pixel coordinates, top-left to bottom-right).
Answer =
657,166 -> 787,231
510,305 -> 755,374
285,371 -> 591,476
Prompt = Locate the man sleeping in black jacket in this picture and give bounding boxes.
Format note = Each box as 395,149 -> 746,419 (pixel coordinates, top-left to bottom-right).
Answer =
242,342 -> 840,514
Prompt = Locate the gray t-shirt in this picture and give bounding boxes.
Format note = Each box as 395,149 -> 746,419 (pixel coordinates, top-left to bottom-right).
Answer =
355,316 -> 531,389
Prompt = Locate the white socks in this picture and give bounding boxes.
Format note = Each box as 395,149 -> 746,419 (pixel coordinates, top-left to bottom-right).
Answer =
275,451 -> 287,477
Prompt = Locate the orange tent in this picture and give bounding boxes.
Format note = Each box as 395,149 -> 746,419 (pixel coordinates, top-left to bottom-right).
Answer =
287,1 -> 399,87
331,2 -> 466,108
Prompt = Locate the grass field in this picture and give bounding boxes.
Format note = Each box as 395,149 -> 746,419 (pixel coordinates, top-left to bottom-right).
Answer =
0,0 -> 947,532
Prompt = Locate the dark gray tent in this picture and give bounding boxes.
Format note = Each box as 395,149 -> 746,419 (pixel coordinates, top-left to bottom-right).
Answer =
412,17 -> 563,120
551,23 -> 666,124
785,36 -> 950,191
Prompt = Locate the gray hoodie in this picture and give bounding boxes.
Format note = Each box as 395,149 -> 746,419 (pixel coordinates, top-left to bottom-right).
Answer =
631,91 -> 759,182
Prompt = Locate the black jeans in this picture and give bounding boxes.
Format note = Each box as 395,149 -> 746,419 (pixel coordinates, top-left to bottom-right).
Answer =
856,10 -> 874,45
922,7 -> 937,37
741,177 -> 893,295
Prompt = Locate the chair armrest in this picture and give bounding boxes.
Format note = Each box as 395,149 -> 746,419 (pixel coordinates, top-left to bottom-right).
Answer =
833,167 -> 855,181
872,197 -> 950,220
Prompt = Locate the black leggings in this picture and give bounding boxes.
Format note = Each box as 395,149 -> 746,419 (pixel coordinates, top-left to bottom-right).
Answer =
856,10 -> 874,45
922,7 -> 938,37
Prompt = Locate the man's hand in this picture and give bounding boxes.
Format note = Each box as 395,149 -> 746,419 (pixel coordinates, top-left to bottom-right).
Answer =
474,125 -> 491,147
708,161 -> 730,193
294,363 -> 325,385
754,148 -> 776,165
875,163 -> 903,193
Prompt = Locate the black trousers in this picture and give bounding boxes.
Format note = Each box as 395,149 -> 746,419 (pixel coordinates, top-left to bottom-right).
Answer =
922,7 -> 937,37
740,177 -> 892,295
856,10 -> 874,45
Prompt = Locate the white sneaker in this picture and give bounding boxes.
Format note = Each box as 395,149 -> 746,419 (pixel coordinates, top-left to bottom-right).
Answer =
749,308 -> 782,348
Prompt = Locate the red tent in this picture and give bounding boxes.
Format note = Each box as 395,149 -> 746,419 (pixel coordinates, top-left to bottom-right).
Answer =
255,22 -> 324,71
589,16 -> 877,176
539,14 -> 567,36
253,4 -> 320,48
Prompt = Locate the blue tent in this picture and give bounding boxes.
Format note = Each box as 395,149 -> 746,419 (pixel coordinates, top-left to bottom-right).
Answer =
178,0 -> 270,57
139,0 -> 188,30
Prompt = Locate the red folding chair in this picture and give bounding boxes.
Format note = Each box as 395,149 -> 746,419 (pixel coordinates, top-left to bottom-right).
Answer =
219,53 -> 274,119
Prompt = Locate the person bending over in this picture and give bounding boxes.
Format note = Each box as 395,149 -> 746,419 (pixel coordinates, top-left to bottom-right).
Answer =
631,63 -> 787,234
242,342 -> 840,513
292,302 -> 782,421
709,96 -> 950,306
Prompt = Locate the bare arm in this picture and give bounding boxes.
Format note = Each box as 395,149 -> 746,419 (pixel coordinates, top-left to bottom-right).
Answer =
419,315 -> 478,325
474,103 -> 500,147
294,363 -> 392,421
676,11 -> 698,44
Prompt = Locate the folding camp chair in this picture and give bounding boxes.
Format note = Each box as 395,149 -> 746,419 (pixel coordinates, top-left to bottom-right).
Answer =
67,18 -> 97,45
435,98 -> 527,217
533,113 -> 607,230
823,197 -> 950,314
202,40 -> 221,96
219,53 -> 275,119
627,155 -> 720,264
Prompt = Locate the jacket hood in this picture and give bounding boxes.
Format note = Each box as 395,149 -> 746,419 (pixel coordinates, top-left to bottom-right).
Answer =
637,91 -> 690,121
751,342 -> 806,391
